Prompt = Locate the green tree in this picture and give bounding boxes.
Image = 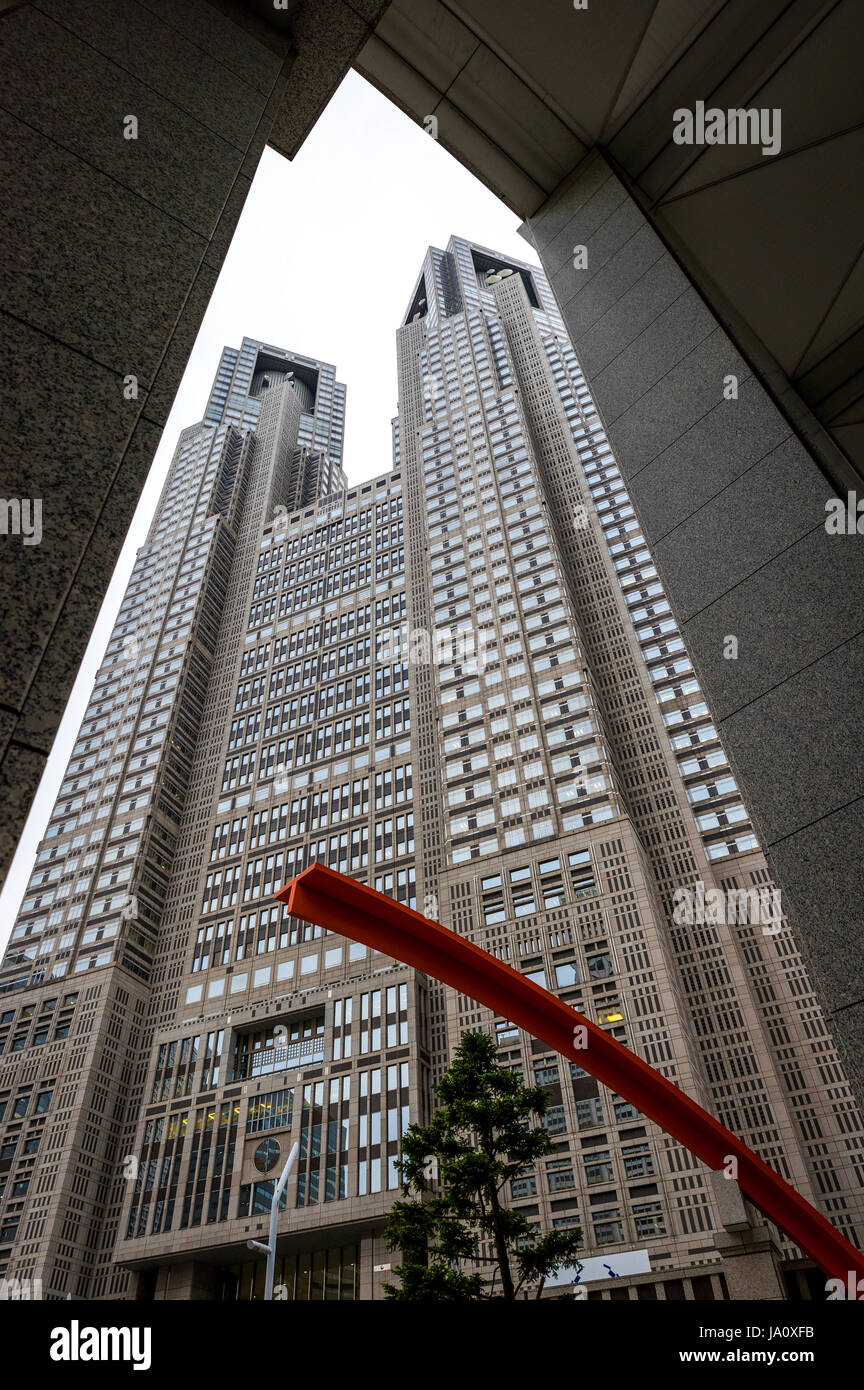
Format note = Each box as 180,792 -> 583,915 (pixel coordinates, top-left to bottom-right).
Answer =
382,1030 -> 583,1300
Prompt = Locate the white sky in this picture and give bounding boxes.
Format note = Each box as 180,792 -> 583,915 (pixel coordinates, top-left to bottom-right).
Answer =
0,70 -> 538,950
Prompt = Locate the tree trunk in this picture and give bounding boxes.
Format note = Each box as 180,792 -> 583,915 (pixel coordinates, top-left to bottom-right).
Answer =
487,1183 -> 515,1299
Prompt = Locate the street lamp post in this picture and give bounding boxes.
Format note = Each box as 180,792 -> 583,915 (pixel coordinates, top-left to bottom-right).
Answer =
246,1141 -> 299,1301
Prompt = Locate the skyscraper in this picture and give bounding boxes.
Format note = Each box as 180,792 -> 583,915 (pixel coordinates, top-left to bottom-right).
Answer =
1,243 -> 861,1302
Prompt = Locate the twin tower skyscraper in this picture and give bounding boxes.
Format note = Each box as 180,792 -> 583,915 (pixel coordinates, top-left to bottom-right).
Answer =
1,238 -> 862,1302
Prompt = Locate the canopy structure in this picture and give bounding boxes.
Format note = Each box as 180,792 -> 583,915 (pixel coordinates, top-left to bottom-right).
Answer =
276,862 -> 864,1283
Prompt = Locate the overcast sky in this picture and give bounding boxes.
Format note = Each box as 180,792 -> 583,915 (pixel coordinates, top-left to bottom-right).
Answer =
0,70 -> 539,950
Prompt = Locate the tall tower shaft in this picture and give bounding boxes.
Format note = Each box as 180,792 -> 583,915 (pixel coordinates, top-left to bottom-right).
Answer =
0,258 -> 861,1303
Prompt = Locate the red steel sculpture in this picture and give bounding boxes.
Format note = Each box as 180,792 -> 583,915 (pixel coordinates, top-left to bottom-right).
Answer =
277,862 -> 864,1283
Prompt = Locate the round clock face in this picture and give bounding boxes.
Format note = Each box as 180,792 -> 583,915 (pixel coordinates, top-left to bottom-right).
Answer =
254,1137 -> 282,1173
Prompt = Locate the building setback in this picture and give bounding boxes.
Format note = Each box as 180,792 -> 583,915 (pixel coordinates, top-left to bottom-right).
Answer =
0,241 -> 861,1302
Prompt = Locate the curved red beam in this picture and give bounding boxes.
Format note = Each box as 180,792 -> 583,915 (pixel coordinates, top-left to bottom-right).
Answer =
276,862 -> 864,1283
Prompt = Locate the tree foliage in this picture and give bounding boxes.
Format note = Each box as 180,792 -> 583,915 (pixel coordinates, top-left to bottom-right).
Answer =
382,1030 -> 583,1300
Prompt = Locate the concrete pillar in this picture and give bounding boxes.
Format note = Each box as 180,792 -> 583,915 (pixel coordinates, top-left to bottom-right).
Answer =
155,1260 -> 219,1301
0,0 -> 389,886
523,152 -> 864,1105
709,1173 -> 787,1300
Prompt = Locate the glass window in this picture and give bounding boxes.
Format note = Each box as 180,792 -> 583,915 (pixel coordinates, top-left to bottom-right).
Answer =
495,1020 -> 519,1046
592,1209 -> 624,1244
584,1151 -> 614,1184
622,1143 -> 654,1179
541,1104 -> 566,1135
555,961 -> 579,988
575,1097 -> 604,1129
546,1158 -> 575,1192
511,1169 -> 537,1199
633,1201 -> 665,1238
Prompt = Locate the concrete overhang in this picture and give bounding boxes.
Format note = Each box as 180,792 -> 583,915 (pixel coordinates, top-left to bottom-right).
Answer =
356,0 -> 864,483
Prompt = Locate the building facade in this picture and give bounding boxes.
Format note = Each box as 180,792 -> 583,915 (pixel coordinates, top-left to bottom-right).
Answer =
0,244 -> 861,1301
